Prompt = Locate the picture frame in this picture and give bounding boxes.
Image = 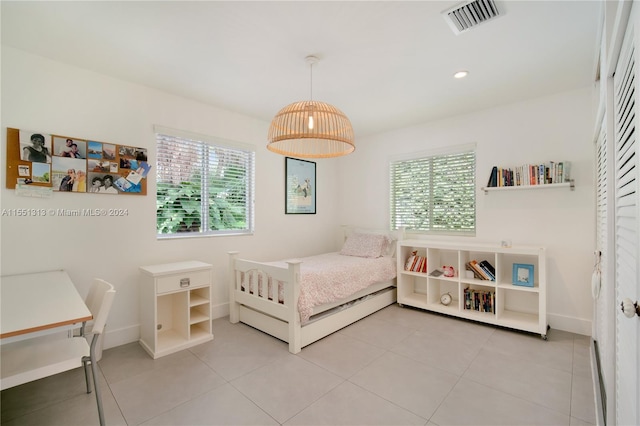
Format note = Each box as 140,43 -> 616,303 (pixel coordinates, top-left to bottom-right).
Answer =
285,157 -> 316,214
512,263 -> 534,287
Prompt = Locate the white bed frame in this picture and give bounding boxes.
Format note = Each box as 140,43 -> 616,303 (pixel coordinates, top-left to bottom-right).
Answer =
228,228 -> 401,354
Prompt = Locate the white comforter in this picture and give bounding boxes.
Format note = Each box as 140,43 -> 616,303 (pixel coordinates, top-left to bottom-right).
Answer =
266,252 -> 397,323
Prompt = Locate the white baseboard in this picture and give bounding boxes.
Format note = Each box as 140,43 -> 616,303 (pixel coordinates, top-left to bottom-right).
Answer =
548,312 -> 592,336
102,324 -> 140,350
101,307 -> 591,351
212,302 -> 229,320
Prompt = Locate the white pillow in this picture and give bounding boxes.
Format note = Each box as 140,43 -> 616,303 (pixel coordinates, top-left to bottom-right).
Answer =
381,235 -> 397,257
340,233 -> 389,258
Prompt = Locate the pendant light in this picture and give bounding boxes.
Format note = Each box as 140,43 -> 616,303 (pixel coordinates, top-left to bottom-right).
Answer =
267,56 -> 355,158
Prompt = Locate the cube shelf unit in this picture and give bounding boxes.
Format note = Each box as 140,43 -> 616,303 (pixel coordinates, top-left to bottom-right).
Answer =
139,261 -> 214,359
397,240 -> 548,339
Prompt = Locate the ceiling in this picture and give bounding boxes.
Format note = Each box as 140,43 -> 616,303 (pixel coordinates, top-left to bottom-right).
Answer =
1,1 -> 602,137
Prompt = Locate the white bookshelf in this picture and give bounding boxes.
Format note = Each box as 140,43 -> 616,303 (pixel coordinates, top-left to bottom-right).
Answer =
397,240 -> 548,339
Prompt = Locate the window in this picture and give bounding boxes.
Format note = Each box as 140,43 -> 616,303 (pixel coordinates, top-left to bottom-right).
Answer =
155,127 -> 255,238
390,146 -> 475,235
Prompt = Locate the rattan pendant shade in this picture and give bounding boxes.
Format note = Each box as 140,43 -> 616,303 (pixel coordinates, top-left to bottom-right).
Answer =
267,56 -> 355,158
267,100 -> 354,158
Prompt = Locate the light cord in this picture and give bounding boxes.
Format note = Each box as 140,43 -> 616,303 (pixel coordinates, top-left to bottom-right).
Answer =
309,61 -> 314,101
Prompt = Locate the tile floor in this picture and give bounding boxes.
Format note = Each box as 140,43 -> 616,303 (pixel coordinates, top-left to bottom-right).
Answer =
1,305 -> 597,425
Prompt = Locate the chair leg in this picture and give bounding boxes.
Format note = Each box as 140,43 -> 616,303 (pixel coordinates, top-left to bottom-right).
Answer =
82,357 -> 92,394
89,353 -> 105,426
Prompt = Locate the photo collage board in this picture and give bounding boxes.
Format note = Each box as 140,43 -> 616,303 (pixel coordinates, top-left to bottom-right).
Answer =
5,128 -> 150,195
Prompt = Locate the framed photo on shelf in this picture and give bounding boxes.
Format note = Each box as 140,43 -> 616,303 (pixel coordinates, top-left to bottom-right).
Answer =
512,263 -> 534,287
285,157 -> 316,214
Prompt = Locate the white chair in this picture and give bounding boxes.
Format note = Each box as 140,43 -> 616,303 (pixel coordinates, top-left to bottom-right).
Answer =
1,279 -> 116,426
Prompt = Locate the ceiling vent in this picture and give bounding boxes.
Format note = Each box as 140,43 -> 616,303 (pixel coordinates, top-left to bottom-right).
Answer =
443,0 -> 501,35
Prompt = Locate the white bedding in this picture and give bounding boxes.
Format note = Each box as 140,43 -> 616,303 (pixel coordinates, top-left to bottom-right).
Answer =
243,252 -> 396,323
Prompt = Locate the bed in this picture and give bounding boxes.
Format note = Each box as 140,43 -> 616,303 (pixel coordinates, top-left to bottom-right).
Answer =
228,227 -> 401,353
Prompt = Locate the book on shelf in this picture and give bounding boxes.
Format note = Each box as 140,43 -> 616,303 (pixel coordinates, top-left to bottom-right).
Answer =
411,256 -> 419,271
465,262 -> 485,280
487,166 -> 498,187
463,287 -> 495,314
404,251 -> 427,273
467,260 -> 496,281
485,161 -> 571,187
561,161 -> 571,182
404,251 -> 417,271
478,260 -> 496,281
470,261 -> 488,279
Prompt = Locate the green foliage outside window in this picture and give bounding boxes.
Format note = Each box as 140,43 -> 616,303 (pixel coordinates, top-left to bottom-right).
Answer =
156,132 -> 254,237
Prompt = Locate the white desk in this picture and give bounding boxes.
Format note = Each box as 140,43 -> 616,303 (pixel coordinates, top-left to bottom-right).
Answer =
1,270 -> 92,339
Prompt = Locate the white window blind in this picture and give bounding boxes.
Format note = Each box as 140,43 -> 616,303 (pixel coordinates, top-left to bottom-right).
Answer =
390,148 -> 476,234
156,132 -> 255,238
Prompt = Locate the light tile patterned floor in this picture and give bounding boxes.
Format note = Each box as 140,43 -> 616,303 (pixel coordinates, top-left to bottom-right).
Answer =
0,305 -> 597,425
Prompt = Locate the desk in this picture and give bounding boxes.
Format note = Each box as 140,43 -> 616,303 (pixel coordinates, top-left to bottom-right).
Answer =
1,270 -> 92,339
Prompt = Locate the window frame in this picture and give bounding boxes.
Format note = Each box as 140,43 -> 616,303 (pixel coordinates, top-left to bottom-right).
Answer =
155,126 -> 255,239
389,144 -> 476,236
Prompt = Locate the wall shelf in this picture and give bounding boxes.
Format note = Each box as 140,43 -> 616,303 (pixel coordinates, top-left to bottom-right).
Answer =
481,180 -> 574,194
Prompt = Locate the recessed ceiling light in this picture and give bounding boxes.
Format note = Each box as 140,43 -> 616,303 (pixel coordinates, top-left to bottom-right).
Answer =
454,70 -> 469,79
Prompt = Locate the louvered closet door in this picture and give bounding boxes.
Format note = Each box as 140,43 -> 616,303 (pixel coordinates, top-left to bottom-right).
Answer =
613,13 -> 640,426
595,116 -> 614,411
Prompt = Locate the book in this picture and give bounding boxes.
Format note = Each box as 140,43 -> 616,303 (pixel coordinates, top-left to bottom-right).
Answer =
463,287 -> 496,313
562,161 -> 571,182
478,260 -> 496,281
487,166 -> 498,187
405,252 -> 427,273
557,162 -> 564,182
410,256 -> 420,271
530,165 -> 536,185
479,260 -> 495,275
465,263 -> 484,280
478,264 -> 495,281
539,164 -> 545,185
469,260 -> 490,280
404,251 -> 417,271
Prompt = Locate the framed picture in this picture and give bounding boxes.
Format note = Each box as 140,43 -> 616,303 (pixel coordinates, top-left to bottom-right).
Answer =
512,263 -> 534,287
285,157 -> 316,214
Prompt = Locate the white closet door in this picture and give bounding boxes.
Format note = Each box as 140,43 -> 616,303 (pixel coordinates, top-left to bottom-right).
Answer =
613,13 -> 640,426
595,116 -> 615,415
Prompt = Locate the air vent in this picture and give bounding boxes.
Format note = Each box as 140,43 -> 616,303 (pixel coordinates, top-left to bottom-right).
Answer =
443,0 -> 501,35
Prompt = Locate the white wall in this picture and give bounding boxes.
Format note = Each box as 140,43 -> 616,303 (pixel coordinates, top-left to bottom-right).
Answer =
0,47 -> 342,348
338,86 -> 597,335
